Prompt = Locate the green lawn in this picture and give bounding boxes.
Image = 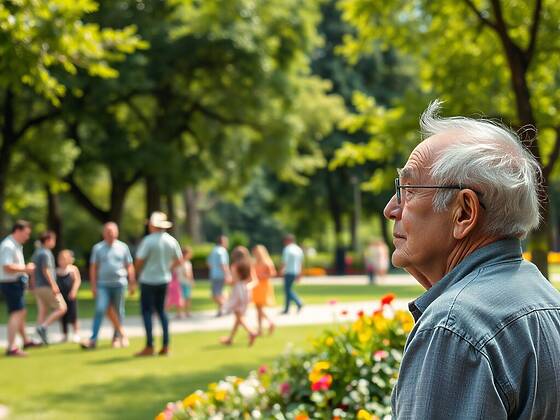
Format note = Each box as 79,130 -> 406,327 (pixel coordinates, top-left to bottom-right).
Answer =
0,324 -> 321,420
0,282 -> 426,323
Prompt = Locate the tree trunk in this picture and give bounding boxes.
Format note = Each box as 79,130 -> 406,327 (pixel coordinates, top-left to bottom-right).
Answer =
109,177 -> 128,224
166,193 -> 176,236
0,89 -> 16,236
325,169 -> 345,274
145,176 -> 161,218
46,186 -> 63,254
493,14 -> 549,278
184,186 -> 203,243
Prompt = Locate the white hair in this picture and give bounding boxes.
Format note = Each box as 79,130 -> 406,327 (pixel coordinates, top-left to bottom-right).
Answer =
420,100 -> 542,239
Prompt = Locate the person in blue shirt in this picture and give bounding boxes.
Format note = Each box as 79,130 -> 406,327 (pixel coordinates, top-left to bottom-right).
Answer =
385,100 -> 560,419
207,235 -> 231,317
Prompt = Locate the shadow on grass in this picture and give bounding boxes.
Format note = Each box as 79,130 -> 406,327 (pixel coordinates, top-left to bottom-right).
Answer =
39,362 -> 275,420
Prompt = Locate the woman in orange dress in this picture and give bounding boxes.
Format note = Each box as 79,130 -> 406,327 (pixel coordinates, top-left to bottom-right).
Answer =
251,245 -> 276,336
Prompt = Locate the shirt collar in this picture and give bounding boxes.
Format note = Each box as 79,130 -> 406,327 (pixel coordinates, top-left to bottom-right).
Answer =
408,238 -> 523,322
8,235 -> 22,249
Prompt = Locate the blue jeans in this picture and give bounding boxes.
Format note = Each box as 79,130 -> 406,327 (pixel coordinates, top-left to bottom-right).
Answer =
140,283 -> 169,347
283,274 -> 302,313
90,285 -> 125,342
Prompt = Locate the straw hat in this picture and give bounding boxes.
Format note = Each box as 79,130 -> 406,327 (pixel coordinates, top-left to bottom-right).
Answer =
148,211 -> 173,229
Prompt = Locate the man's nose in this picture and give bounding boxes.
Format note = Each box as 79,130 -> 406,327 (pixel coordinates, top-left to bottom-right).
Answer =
384,194 -> 401,220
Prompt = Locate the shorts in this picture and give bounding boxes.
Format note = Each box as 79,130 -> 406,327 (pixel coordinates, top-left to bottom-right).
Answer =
180,283 -> 192,300
210,278 -> 225,297
35,287 -> 67,312
0,279 -> 26,313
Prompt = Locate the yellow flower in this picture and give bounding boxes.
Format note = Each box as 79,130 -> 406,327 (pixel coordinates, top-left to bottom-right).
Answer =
313,361 -> 330,371
372,314 -> 388,332
325,336 -> 334,347
357,409 -> 372,420
183,393 -> 201,408
214,390 -> 227,401
358,330 -> 372,344
234,377 -> 243,385
155,413 -> 166,420
208,382 -> 217,391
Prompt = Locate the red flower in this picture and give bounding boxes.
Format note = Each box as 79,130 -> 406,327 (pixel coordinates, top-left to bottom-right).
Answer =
381,293 -> 396,306
279,382 -> 291,396
258,365 -> 268,375
311,374 -> 333,391
340,309 -> 348,316
357,310 -> 365,317
372,308 -> 383,316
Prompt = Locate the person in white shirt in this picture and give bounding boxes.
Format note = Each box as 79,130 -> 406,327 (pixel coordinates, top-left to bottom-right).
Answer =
0,220 -> 37,356
134,212 -> 182,357
280,234 -> 304,314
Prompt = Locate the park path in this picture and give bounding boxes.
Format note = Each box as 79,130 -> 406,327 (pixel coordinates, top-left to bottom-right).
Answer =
0,274 -> 418,347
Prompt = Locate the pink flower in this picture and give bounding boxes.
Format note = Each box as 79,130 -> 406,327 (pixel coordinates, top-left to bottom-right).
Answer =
311,374 -> 333,391
258,365 -> 268,375
374,350 -> 389,361
279,382 -> 291,396
329,299 -> 338,305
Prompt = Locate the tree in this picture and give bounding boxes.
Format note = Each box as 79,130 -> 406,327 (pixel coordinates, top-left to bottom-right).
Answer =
336,0 -> 560,276
0,0 -> 145,233
56,0 -> 344,232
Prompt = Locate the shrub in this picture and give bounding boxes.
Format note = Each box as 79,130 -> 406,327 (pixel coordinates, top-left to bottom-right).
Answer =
156,294 -> 412,420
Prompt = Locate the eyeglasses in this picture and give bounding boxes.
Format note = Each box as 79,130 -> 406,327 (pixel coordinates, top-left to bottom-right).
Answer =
394,178 -> 486,209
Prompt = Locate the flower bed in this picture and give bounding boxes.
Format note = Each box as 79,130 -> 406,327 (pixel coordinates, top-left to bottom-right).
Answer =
157,295 -> 412,420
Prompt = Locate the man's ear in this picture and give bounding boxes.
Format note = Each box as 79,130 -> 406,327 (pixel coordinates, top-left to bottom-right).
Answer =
452,190 -> 481,239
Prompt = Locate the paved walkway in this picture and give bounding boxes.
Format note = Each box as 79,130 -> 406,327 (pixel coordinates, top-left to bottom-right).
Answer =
0,299 -> 410,347
0,272 -> 431,346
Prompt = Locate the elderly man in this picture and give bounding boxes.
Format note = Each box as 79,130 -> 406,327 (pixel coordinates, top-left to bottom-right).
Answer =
0,220 -> 36,356
386,102 -> 560,419
134,212 -> 182,356
81,222 -> 136,349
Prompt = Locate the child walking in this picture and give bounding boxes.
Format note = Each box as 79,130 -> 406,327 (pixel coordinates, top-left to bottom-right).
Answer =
167,247 -> 195,318
220,246 -> 257,346
56,250 -> 82,343
252,245 -> 276,336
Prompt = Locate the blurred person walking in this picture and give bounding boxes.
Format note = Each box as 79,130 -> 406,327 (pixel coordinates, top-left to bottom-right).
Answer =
135,212 -> 182,356
33,231 -> 67,345
364,239 -> 389,285
252,244 -> 276,335
280,234 -> 304,314
0,220 -> 37,356
167,246 -> 195,318
207,235 -> 231,317
81,222 -> 136,350
220,246 -> 257,346
56,250 -> 81,343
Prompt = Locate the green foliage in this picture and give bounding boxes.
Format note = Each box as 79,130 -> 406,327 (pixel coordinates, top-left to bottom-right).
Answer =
335,0 -> 560,177
0,0 -> 146,105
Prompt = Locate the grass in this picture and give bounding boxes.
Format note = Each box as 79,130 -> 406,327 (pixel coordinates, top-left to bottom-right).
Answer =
0,324 -> 322,420
0,282 -> 426,323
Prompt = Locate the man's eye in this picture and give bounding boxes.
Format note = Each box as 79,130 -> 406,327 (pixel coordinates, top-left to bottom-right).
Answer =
404,188 -> 414,199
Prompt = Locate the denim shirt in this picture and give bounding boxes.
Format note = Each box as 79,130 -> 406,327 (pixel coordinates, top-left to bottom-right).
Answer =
392,239 -> 560,419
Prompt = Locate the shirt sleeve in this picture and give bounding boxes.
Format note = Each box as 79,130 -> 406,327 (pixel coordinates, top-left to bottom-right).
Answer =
136,239 -> 149,259
393,327 -> 508,419
173,240 -> 182,260
219,248 -> 228,265
90,245 -> 99,265
124,244 -> 133,265
0,243 -> 13,266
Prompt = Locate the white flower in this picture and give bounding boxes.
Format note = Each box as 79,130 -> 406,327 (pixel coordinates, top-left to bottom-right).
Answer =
209,414 -> 224,420
350,390 -> 361,402
217,380 -> 233,393
238,382 -> 257,401
251,409 -> 262,419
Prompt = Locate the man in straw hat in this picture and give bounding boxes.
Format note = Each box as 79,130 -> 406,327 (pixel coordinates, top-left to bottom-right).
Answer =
134,212 -> 182,356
